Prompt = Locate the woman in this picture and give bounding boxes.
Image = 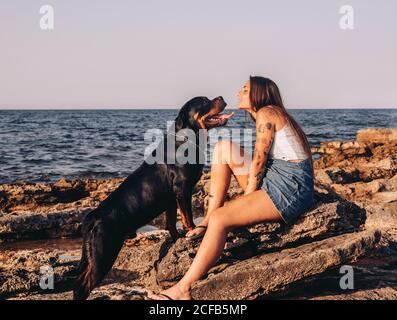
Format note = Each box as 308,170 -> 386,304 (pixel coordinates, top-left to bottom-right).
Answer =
149,76 -> 314,300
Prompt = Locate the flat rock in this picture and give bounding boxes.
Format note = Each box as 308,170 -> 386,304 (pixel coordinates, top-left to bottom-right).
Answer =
190,229 -> 381,300
365,202 -> 397,233
0,178 -> 124,242
0,207 -> 93,242
156,197 -> 365,287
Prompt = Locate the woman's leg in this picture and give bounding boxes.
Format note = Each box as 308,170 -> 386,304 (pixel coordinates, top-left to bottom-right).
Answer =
186,140 -> 252,237
151,189 -> 283,300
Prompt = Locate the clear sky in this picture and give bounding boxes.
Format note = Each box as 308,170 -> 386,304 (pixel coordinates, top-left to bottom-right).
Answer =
0,0 -> 396,109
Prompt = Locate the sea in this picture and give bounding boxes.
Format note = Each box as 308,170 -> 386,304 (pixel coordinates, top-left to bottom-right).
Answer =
0,108 -> 396,184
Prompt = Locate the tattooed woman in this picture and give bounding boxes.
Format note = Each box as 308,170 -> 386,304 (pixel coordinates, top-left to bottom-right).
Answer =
149,76 -> 314,300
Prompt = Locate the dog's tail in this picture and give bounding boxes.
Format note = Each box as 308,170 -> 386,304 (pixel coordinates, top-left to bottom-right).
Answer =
73,212 -> 125,300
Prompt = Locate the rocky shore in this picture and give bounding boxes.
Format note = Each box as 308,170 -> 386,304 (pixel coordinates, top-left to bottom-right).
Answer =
0,128 -> 396,300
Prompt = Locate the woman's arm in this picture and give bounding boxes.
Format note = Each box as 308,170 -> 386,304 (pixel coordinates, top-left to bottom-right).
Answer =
244,109 -> 275,195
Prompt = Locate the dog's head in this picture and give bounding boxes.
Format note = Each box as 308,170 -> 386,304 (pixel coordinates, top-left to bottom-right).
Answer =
175,96 -> 234,132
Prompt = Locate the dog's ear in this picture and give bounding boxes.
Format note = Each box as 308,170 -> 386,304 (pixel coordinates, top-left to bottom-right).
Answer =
175,108 -> 188,130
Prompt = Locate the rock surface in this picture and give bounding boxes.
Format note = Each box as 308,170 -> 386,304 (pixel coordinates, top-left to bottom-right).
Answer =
312,129 -> 397,205
156,198 -> 365,287
0,179 -> 122,241
191,230 -> 381,300
0,248 -> 79,298
357,128 -> 397,144
0,192 -> 368,299
0,228 -> 381,300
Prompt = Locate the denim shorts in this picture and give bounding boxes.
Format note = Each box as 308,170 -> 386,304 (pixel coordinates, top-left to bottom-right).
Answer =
261,158 -> 314,225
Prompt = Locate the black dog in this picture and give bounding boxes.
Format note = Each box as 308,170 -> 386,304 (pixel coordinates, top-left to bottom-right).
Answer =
73,96 -> 233,300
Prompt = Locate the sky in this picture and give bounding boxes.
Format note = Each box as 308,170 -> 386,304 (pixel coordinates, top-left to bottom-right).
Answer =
0,0 -> 396,109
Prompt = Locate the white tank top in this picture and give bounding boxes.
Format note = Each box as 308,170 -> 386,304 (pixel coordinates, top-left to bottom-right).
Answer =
268,122 -> 308,161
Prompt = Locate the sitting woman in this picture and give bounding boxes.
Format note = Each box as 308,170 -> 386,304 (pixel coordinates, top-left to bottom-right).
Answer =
150,76 -> 314,300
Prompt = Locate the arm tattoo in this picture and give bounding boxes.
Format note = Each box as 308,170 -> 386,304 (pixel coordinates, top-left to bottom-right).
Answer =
251,150 -> 268,189
257,122 -> 273,133
250,122 -> 272,190
255,170 -> 266,189
253,149 -> 265,161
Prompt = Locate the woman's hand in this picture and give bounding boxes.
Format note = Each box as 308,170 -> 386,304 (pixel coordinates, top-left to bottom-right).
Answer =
244,108 -> 275,195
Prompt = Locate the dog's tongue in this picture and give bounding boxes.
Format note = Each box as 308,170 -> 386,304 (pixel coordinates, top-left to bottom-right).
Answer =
205,112 -> 235,126
218,112 -> 234,120
212,112 -> 234,121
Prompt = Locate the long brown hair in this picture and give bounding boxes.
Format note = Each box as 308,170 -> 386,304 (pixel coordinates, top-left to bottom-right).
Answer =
249,76 -> 314,174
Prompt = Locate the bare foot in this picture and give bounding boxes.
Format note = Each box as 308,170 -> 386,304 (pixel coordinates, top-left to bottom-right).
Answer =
148,284 -> 192,300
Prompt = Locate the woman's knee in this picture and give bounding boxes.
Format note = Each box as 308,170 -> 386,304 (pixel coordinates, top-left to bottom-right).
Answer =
208,209 -> 231,231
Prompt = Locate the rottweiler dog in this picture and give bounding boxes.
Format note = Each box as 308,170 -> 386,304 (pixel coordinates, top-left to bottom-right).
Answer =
73,96 -> 233,300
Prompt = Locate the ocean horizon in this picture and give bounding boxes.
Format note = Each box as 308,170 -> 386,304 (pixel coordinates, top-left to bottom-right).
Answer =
1,108 -> 396,184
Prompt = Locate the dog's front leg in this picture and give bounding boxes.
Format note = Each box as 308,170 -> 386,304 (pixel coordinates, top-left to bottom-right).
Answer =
175,190 -> 195,231
165,201 -> 179,241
